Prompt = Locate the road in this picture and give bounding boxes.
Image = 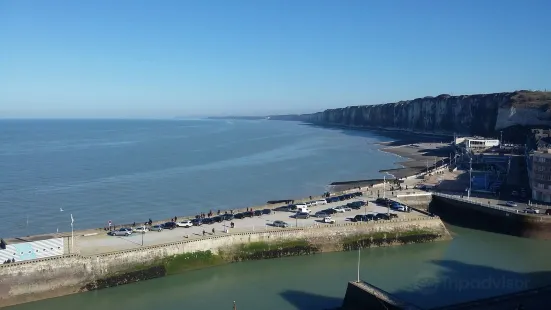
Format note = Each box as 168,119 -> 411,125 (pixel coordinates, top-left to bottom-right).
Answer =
76,195 -> 429,255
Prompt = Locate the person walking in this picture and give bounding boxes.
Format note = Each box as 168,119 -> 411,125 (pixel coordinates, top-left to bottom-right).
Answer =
212,227 -> 215,235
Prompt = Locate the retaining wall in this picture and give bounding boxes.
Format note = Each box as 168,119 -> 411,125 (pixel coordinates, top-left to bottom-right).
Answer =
0,218 -> 448,307
430,194 -> 551,239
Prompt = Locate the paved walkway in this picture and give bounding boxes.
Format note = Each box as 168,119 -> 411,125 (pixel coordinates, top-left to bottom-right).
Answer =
75,195 -> 428,255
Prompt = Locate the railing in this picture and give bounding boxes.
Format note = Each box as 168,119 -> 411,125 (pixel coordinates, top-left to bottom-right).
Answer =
432,193 -> 545,216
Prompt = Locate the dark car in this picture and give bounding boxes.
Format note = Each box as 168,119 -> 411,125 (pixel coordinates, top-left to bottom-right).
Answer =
202,218 -> 214,225
191,218 -> 203,226
375,213 -> 391,220
375,198 -> 389,205
347,201 -> 366,209
274,206 -> 289,212
162,222 -> 177,230
352,215 -> 369,222
253,210 -> 263,216
222,214 -> 234,221
234,213 -> 245,219
212,216 -> 223,223
243,211 -> 254,218
545,209 -> 551,215
287,205 -> 298,212
353,191 -> 363,197
365,214 -> 377,221
323,208 -> 338,215
262,209 -> 272,215
389,213 -> 398,219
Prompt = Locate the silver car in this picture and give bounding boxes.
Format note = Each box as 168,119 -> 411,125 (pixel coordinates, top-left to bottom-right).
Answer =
150,225 -> 164,232
273,220 -> 289,228
110,228 -> 132,236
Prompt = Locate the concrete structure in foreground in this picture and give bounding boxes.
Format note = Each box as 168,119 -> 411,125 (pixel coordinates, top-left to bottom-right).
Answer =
340,280 -> 551,310
0,217 -> 449,307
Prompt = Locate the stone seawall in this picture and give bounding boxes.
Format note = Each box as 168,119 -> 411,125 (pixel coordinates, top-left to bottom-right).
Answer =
430,194 -> 551,239
0,218 -> 449,307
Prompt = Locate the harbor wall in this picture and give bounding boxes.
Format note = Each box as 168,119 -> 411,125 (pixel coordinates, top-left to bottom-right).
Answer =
0,218 -> 449,307
430,194 -> 551,239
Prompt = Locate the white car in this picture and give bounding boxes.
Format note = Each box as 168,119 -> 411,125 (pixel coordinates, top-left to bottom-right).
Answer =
333,207 -> 346,213
323,217 -> 335,224
315,199 -> 327,205
505,201 -> 517,207
176,220 -> 193,228
133,226 -> 149,233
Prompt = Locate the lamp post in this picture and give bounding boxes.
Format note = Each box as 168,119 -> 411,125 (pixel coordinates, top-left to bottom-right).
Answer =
70,214 -> 74,254
141,229 -> 144,246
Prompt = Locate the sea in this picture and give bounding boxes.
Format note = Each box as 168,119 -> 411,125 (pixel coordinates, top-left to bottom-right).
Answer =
3,119 -> 551,310
0,119 -> 398,238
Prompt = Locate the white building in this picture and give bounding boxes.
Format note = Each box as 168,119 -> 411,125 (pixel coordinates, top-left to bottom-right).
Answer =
455,136 -> 500,152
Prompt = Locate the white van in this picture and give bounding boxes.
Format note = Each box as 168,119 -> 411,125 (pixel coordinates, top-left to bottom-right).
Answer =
297,206 -> 311,214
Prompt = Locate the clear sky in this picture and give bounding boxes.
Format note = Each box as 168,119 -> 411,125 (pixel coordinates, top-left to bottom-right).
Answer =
1,0 -> 550,118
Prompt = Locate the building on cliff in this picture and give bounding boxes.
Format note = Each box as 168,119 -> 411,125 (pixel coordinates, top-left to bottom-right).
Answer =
526,130 -> 551,203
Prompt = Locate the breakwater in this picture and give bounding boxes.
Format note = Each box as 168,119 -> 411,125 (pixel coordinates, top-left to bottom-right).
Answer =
0,218 -> 449,307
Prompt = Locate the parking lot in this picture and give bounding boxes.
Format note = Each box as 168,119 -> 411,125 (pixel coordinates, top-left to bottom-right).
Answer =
77,194 -> 428,255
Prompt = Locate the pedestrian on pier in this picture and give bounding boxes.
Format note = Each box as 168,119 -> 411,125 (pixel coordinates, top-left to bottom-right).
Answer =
174,216 -> 178,222
202,230 -> 205,236
212,228 -> 215,235
231,222 -> 234,228
217,210 -> 221,215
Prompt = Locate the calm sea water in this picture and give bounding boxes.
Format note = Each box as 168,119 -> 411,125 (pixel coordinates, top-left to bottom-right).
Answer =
6,225 -> 551,310
0,119 -> 398,237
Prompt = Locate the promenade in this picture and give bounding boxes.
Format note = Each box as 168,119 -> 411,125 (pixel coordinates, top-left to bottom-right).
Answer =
75,193 -> 429,255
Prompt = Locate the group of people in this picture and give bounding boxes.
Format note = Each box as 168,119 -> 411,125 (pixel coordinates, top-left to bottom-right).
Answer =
3,258 -> 15,264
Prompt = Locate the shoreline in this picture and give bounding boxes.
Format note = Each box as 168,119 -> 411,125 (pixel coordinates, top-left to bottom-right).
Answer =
4,123 -> 449,241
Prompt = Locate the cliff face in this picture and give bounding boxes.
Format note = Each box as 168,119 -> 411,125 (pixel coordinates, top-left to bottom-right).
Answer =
273,91 -> 551,139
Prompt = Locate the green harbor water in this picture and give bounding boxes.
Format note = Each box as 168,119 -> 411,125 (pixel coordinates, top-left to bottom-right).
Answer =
7,225 -> 551,310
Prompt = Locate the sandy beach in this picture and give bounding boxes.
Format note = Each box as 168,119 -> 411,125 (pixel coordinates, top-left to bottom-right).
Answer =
330,130 -> 454,191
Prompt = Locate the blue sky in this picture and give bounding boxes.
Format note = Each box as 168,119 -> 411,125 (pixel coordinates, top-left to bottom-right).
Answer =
1,0 -> 550,118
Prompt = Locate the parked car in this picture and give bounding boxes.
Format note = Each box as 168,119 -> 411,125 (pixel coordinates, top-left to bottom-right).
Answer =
323,208 -> 338,215
191,219 -> 202,226
243,211 -> 254,217
545,209 -> 551,215
316,199 -> 327,205
176,220 -> 193,228
375,213 -> 391,220
524,208 -> 540,214
202,218 -> 214,224
352,215 -> 369,222
275,206 -> 290,212
376,198 -> 389,205
295,212 -> 310,219
347,201 -> 366,209
505,201 -> 518,207
323,216 -> 335,224
388,213 -> 398,219
111,228 -> 132,236
150,225 -> 163,232
253,210 -> 263,216
222,214 -> 234,221
391,203 -> 407,212
333,207 -> 346,213
162,222 -> 177,230
315,211 -> 329,218
133,226 -> 149,233
273,220 -> 289,228
353,191 -> 363,197
212,216 -> 223,223
233,213 -> 245,219
262,209 -> 272,215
